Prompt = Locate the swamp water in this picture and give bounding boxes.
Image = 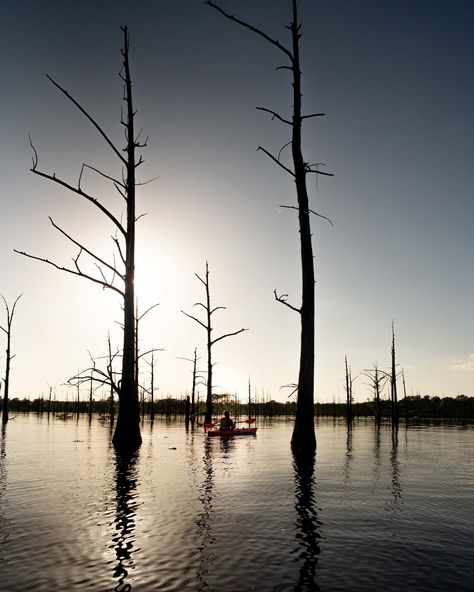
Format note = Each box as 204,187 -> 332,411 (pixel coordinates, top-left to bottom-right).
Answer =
0,415 -> 473,591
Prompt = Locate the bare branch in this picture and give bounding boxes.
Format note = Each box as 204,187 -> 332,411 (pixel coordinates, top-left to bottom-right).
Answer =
14,249 -> 125,297
277,140 -> 292,162
211,327 -> 248,346
49,217 -> 125,280
135,213 -> 148,223
257,146 -> 295,177
206,1 -> 294,62
256,106 -> 291,126
210,306 -> 227,315
305,165 -> 334,177
112,235 -> 126,265
279,205 -> 333,227
45,74 -> 127,166
194,272 -> 207,287
273,289 -> 301,314
138,347 -> 165,360
82,163 -> 126,188
301,113 -> 325,120
280,383 -> 298,398
137,302 -> 160,322
28,134 -> 38,170
181,310 -> 208,331
30,168 -> 126,236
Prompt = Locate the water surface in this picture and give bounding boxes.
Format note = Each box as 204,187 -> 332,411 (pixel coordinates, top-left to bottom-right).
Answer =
0,415 -> 473,591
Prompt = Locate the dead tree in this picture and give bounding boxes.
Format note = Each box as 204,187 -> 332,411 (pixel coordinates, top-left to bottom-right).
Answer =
178,347 -> 206,422
390,322 -> 399,425
182,262 -> 248,424
1,294 -> 22,424
361,363 -> 387,422
207,1 -> 333,452
15,28 -> 146,452
344,356 -> 356,422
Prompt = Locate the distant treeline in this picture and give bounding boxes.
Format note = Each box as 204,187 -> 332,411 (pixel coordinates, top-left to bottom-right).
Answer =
6,394 -> 474,419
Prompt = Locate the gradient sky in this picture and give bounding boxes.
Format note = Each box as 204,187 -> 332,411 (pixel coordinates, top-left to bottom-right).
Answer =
1,0 -> 473,404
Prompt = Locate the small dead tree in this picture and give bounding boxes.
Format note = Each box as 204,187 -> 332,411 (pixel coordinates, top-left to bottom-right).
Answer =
182,262 -> 248,424
207,1 -> 333,452
1,294 -> 22,424
361,363 -> 387,422
15,27 -> 148,452
344,356 -> 356,422
178,347 -> 206,422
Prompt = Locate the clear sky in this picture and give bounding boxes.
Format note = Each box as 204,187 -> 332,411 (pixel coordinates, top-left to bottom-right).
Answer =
1,0 -> 473,404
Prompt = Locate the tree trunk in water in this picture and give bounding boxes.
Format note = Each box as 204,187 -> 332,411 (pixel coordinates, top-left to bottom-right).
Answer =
1,333 -> 11,424
205,265 -> 213,425
291,2 -> 316,452
112,27 -> 141,452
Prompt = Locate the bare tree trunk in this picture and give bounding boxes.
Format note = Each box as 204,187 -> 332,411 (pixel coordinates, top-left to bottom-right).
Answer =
207,1 -> 333,452
1,295 -> 22,424
182,262 -> 247,426
15,27 -> 146,451
113,27 -> 141,451
390,322 -> 399,425
191,347 -> 197,420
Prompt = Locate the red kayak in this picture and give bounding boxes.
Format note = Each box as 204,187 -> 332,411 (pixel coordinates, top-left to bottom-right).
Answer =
207,427 -> 257,437
205,418 -> 257,437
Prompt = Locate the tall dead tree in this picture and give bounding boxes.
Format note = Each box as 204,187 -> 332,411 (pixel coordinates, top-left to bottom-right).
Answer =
390,322 -> 399,425
1,294 -> 22,424
15,27 -> 146,452
207,1 -> 332,452
182,262 -> 247,424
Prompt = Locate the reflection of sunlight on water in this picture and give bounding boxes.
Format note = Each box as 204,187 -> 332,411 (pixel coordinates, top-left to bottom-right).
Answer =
2,416 -> 474,591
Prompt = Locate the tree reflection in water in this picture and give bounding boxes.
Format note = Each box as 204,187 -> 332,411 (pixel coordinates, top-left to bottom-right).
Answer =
0,425 -> 7,550
292,451 -> 322,591
195,437 -> 215,591
111,450 -> 140,592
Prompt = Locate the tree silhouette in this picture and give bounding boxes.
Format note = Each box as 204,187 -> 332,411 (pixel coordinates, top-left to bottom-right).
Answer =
15,27 -> 146,451
182,262 -> 247,424
1,294 -> 22,424
207,1 -> 332,451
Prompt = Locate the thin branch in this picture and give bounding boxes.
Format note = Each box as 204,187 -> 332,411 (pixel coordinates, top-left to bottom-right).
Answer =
277,140 -> 292,161
210,306 -> 227,315
181,310 -> 208,331
137,302 -> 160,322
256,106 -> 291,126
301,113 -> 325,120
45,74 -> 127,166
112,235 -> 126,265
211,328 -> 248,346
305,166 -> 334,177
273,289 -> 301,314
30,168 -> 126,236
49,217 -> 125,280
14,249 -> 125,297
257,146 -> 295,177
82,163 -> 126,188
279,205 -> 333,227
206,1 -> 294,62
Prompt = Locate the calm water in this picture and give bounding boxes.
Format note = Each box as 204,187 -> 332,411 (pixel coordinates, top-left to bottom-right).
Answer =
0,415 -> 473,591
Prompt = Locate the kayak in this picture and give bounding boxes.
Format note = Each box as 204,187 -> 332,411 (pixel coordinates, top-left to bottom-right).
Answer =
207,427 -> 257,437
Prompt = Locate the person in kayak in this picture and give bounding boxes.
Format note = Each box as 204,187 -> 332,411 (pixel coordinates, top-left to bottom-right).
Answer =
219,410 -> 235,431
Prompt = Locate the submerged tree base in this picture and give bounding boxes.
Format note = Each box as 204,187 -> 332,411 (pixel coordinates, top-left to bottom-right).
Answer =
291,427 -> 317,454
